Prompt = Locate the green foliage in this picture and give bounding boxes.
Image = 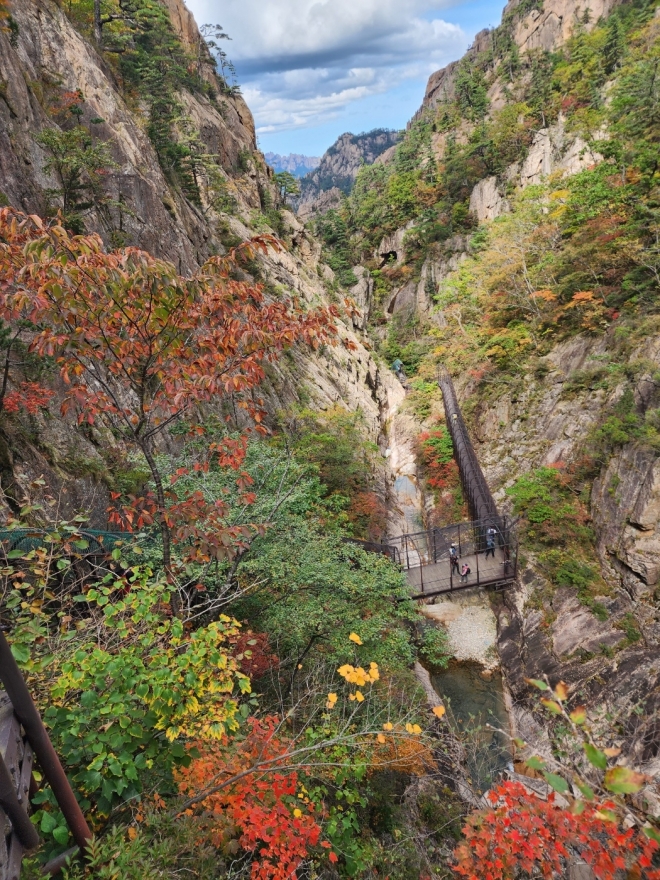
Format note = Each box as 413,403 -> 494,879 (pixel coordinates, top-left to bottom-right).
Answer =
454,57 -> 490,121
27,816 -> 221,879
417,623 -> 452,669
102,0 -> 219,202
419,427 -> 454,464
348,163 -> 391,249
315,210 -> 358,287
36,124 -> 116,233
274,170 -> 300,200
505,467 -> 605,610
394,119 -> 433,175
35,572 -> 249,835
236,522 -> 417,673
407,378 -> 439,420
288,406 -> 376,498
538,550 -> 608,619
589,387 -> 660,454
383,312 -> 432,377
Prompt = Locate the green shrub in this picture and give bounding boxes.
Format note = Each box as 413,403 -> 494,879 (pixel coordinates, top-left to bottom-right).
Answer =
417,623 -> 452,669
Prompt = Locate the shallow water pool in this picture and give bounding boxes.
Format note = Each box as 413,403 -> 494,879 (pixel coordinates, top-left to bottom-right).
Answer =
431,662 -> 511,794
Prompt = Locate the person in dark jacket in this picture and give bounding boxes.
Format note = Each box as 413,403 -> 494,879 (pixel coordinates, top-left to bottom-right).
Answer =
449,543 -> 459,576
485,526 -> 496,559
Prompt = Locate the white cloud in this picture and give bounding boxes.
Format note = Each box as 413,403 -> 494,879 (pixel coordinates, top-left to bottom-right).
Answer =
185,0 -> 468,134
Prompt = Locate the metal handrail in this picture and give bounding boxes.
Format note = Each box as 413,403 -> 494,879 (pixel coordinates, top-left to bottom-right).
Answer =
438,369 -> 506,548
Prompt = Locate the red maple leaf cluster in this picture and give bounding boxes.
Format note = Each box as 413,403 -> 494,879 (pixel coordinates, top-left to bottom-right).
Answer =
453,781 -> 660,880
2,381 -> 54,415
176,717 -> 336,879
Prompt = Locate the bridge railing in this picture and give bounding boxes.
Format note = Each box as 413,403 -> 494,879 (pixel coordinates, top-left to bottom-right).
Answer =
438,369 -> 504,548
387,517 -> 518,600
385,516 -> 516,569
341,537 -> 401,565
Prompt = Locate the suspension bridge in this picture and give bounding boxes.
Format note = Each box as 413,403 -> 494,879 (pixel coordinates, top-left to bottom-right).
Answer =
376,369 -> 518,600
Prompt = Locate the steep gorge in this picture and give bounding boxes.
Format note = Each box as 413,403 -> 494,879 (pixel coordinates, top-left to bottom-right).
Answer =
313,0 -> 660,814
1,0 -> 660,873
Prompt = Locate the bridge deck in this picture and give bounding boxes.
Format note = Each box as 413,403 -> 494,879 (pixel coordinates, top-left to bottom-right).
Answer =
406,547 -> 513,599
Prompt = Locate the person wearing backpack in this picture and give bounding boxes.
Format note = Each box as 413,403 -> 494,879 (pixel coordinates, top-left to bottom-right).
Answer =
460,562 -> 471,583
485,526 -> 496,559
449,543 -> 459,577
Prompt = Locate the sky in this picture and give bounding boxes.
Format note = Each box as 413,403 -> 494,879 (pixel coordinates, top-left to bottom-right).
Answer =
185,0 -> 507,157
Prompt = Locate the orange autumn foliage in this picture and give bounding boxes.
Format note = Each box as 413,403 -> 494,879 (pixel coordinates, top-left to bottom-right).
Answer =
1,381 -> 54,415
346,490 -> 388,542
176,717 -> 330,880
0,208 -> 337,574
370,729 -> 436,776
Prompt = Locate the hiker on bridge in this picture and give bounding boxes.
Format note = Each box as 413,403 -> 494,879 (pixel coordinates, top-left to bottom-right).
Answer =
460,562 -> 471,583
485,526 -> 496,559
449,543 -> 459,576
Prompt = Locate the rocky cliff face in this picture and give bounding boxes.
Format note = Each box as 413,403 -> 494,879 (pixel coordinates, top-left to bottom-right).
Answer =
481,331 -> 660,793
416,0 -> 622,119
0,0 -> 268,273
297,129 -> 400,220
0,0 -> 404,525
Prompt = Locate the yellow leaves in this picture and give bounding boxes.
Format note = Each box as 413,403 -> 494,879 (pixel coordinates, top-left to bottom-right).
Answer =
348,632 -> 363,645
383,722 -> 393,731
326,693 -> 338,710
377,734 -> 386,744
548,188 -> 570,219
530,289 -> 557,302
405,722 -> 422,735
554,681 -> 569,702
293,808 -> 303,818
127,826 -> 138,841
432,705 -> 446,719
334,654 -> 380,708
541,698 -> 563,716
337,662 -> 379,687
570,706 -> 587,725
138,615 -> 249,742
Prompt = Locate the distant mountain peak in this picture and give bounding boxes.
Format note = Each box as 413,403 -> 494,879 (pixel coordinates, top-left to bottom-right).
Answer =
264,152 -> 321,178
297,128 -> 400,221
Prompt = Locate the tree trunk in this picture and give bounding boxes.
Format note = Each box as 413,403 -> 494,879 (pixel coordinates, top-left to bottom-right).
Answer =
93,0 -> 103,45
140,441 -> 179,613
0,339 -> 14,412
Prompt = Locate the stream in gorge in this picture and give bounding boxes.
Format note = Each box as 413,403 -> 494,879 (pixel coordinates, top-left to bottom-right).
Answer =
383,385 -> 513,795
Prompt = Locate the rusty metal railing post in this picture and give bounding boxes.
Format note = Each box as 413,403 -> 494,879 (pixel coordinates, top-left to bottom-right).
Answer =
0,632 -> 93,855
0,751 -> 39,851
